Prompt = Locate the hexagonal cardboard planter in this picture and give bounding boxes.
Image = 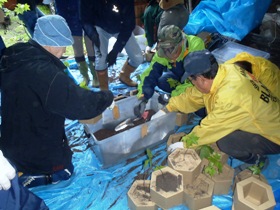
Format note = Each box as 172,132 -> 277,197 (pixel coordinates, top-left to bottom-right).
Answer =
150,166 -> 184,209
168,148 -> 202,185
166,132 -> 185,147
127,180 -> 157,210
175,113 -> 189,126
233,176 -> 276,210
233,169 -> 268,191
184,173 -> 215,210
207,163 -> 234,195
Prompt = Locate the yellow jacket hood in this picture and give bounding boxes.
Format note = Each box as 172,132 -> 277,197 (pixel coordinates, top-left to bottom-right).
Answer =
226,52 -> 280,99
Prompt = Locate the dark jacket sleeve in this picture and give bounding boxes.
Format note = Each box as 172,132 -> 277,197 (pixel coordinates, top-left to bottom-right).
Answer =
45,71 -> 114,120
79,0 -> 96,40
112,0 -> 136,53
138,59 -> 167,100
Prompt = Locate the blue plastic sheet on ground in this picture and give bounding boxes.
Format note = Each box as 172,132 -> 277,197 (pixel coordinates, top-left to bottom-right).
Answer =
184,0 -> 272,40
30,57 -> 280,210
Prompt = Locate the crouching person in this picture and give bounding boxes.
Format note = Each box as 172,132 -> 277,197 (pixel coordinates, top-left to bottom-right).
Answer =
154,50 -> 280,172
0,15 -> 114,188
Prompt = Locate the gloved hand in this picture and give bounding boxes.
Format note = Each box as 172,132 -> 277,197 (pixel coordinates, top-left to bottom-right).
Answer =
108,100 -> 115,110
151,109 -> 166,120
167,142 -> 184,154
106,49 -> 118,67
134,98 -> 148,117
0,150 -> 16,190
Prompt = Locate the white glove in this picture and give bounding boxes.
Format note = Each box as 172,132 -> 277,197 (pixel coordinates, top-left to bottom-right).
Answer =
167,142 -> 184,154
151,110 -> 166,120
145,46 -> 152,53
0,150 -> 16,190
108,100 -> 115,110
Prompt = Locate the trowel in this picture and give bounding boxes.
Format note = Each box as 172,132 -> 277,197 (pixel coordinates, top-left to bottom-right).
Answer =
114,110 -> 152,132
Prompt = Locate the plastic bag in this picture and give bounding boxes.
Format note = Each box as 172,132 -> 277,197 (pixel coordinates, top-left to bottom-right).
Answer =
184,0 -> 272,40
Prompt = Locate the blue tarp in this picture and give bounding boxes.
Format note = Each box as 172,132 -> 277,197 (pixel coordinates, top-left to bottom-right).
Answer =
30,56 -> 280,210
184,0 -> 272,40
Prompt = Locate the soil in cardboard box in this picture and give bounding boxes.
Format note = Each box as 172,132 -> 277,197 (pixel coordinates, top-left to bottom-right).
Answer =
93,110 -> 156,141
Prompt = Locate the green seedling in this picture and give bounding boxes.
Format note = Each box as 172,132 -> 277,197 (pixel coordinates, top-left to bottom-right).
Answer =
248,161 -> 265,175
182,132 -> 223,177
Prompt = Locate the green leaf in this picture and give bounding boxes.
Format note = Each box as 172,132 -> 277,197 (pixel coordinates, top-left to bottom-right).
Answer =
199,145 -> 214,159
204,164 -> 217,177
154,165 -> 165,171
14,4 -> 30,15
182,133 -> 199,147
143,159 -> 150,169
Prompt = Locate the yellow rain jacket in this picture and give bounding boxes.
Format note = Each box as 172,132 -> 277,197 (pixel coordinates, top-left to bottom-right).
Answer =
226,52 -> 280,99
166,63 -> 280,147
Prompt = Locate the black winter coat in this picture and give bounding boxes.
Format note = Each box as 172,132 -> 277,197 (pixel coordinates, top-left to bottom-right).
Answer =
80,0 -> 135,53
0,40 -> 114,174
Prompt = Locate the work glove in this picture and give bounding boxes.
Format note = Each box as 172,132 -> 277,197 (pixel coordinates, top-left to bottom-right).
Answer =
0,150 -> 16,190
106,49 -> 118,67
151,109 -> 166,120
167,142 -> 184,154
134,98 -> 148,118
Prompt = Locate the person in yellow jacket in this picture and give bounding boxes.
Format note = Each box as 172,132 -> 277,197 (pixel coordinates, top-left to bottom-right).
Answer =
155,49 -> 280,166
226,52 -> 280,99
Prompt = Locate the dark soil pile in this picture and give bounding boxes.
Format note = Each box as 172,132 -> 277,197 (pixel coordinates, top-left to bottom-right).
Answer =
93,110 -> 156,141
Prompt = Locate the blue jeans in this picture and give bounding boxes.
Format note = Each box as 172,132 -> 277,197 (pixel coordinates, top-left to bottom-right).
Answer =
18,8 -> 44,37
95,26 -> 143,70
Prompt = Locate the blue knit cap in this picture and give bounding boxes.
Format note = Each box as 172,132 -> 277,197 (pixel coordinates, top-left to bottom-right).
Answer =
33,15 -> 73,47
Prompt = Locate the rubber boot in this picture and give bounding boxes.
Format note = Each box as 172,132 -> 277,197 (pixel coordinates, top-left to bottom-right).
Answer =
96,69 -> 109,90
78,61 -> 90,86
119,61 -> 137,87
89,61 -> 99,87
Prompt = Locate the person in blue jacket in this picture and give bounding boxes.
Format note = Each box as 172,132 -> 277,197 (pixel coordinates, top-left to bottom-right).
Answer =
0,15 -> 114,188
134,25 -> 205,117
79,0 -> 144,90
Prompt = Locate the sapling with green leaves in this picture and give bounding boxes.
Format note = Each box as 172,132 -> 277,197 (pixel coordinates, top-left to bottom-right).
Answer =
142,148 -> 165,179
0,0 -> 30,15
181,132 -> 223,177
247,161 -> 265,175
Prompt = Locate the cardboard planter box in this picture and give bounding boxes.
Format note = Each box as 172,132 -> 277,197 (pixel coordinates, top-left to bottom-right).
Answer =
166,132 -> 185,147
233,176 -> 276,210
168,148 -> 202,185
150,166 -> 184,209
82,93 -> 176,168
208,164 -> 234,195
175,113 -> 189,126
127,180 -> 157,210
184,173 -> 215,210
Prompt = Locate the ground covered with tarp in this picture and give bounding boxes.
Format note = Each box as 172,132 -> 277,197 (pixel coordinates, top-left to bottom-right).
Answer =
30,1 -> 280,208
28,55 -> 280,210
